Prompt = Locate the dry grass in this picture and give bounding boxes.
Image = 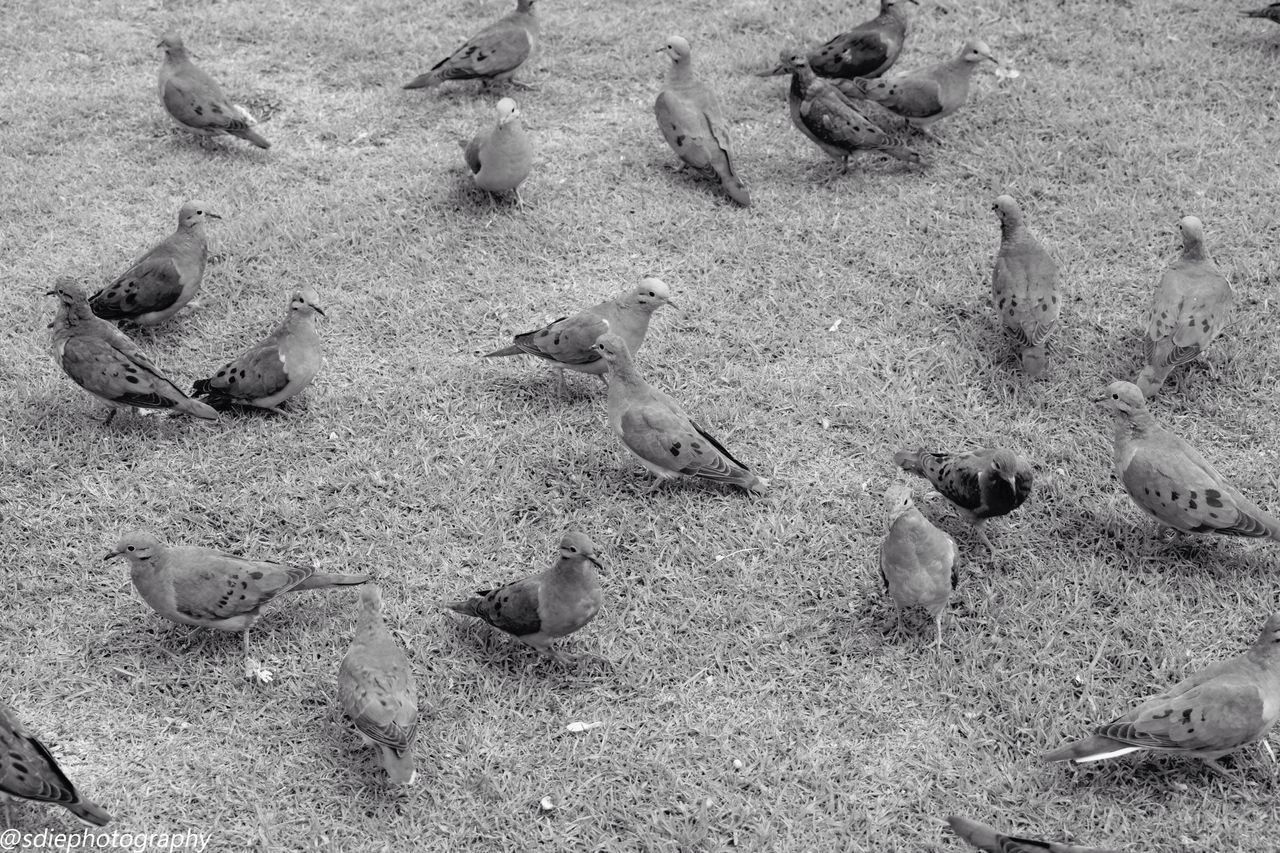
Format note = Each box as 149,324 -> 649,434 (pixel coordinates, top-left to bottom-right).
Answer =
2,0 -> 1279,850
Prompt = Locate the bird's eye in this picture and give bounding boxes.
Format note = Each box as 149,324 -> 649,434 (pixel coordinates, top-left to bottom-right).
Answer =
1112,394 -> 1118,399
127,546 -> 134,552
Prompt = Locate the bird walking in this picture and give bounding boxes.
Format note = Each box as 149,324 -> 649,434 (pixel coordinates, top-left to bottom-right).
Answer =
105,531 -> 370,682
157,33 -> 270,149
946,815 -> 1121,853
593,333 -> 769,495
89,201 -> 219,327
758,0 -> 916,80
48,280 -> 218,423
338,585 -> 419,785
403,0 -> 539,90
0,704 -> 111,826
655,36 -> 751,207
463,98 -> 533,204
879,485 -> 957,648
192,290 -> 325,413
990,195 -> 1061,377
446,532 -> 604,664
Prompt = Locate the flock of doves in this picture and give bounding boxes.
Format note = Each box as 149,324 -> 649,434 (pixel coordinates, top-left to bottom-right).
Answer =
8,0 -> 1280,850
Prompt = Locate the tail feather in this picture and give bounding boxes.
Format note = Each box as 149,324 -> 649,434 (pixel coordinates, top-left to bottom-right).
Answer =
1041,734 -> 1137,763
175,395 -> 220,421
893,449 -> 924,475
711,163 -> 751,207
67,798 -> 112,827
446,596 -> 483,617
296,572 -> 371,591
403,73 -> 442,90
755,64 -> 786,78
232,127 -> 271,149
483,344 -> 525,358
945,816 -> 1004,850
881,144 -> 924,166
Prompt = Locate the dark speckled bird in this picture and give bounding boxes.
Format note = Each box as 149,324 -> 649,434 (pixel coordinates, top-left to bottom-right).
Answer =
946,816 -> 1121,853
0,704 -> 111,826
759,0 -> 916,80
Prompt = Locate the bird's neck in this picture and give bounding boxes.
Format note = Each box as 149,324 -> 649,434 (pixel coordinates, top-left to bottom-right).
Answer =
999,220 -> 1025,243
1182,240 -> 1207,262
667,60 -> 693,86
1116,411 -> 1155,442
605,355 -> 643,386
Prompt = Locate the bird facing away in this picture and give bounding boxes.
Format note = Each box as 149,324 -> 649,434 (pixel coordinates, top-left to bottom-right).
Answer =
483,277 -> 672,394
879,485 -> 958,649
89,201 -> 219,326
1135,216 -> 1233,398
463,98 -> 533,204
403,0 -> 539,90
1043,613 -> 1280,774
593,332 -> 769,495
191,290 -> 326,413
338,585 -> 419,786
946,815 -> 1122,853
446,532 -> 604,664
837,38 -> 998,134
655,36 -> 751,207
0,704 -> 111,826
1094,380 -> 1280,541
48,280 -> 219,424
157,33 -> 270,149
991,194 -> 1061,377
105,531 -> 370,682
759,0 -> 916,80
781,52 -> 922,173
1241,3 -> 1280,23
894,446 -> 1032,555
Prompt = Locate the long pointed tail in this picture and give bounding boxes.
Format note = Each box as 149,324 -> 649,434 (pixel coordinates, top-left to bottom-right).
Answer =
445,597 -> 483,617
755,64 -> 786,78
1041,734 -> 1137,763
232,127 -> 271,149
67,798 -> 112,827
483,344 -> 524,358
945,816 -> 1004,850
174,395 -> 219,421
403,73 -> 442,90
893,449 -> 925,475
296,572 -> 371,591
711,164 -> 751,207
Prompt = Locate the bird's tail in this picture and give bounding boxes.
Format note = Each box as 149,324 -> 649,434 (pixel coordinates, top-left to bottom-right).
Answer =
711,163 -> 752,208
482,344 -> 524,358
68,798 -> 113,827
403,73 -> 442,90
893,449 -> 925,475
296,572 -> 371,591
754,64 -> 787,78
445,596 -> 483,617
1041,735 -> 1138,763
1021,345 -> 1049,377
1240,7 -> 1268,17
232,127 -> 271,149
174,395 -> 220,421
880,142 -> 925,166
189,379 -> 239,411
945,816 -> 1003,850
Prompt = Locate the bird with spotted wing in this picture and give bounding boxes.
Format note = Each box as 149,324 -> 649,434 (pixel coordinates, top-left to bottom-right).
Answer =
758,0 -> 916,80
403,0 -> 539,90
1043,612 -> 1280,774
89,201 -> 218,327
1135,216 -> 1233,398
0,704 -> 111,826
483,278 -> 671,394
991,194 -> 1060,377
462,97 -> 533,204
894,446 -> 1032,555
157,33 -> 270,149
594,333 -> 768,495
191,290 -> 325,413
338,585 -> 418,785
446,532 -> 603,664
49,280 -> 218,423
1095,380 -> 1280,541
946,816 -> 1122,853
879,485 -> 957,649
105,531 -> 370,682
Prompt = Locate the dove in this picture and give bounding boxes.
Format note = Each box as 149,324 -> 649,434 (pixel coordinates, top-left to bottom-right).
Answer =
894,446 -> 1032,555
1094,381 -> 1280,541
946,816 -> 1121,853
191,290 -> 325,413
991,195 -> 1061,377
463,98 -> 533,204
1135,216 -> 1233,399
837,39 -> 998,135
338,585 -> 419,786
758,0 -> 916,80
157,33 -> 270,149
654,36 -> 751,207
1242,3 -> 1280,23
1043,612 -> 1280,774
879,485 -> 957,649
0,704 -> 111,827
88,201 -> 218,327
593,333 -> 768,494
482,277 -> 672,394
48,280 -> 218,423
780,52 -> 922,173
403,0 -> 539,90
446,532 -> 603,664
105,531 -> 370,682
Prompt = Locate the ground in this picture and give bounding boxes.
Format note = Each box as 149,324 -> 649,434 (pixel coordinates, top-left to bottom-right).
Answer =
1,0 -> 1279,850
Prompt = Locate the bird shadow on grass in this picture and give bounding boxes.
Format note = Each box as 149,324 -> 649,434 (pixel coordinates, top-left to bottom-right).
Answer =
1042,751 -> 1279,794
479,372 -> 603,404
441,619 -> 617,682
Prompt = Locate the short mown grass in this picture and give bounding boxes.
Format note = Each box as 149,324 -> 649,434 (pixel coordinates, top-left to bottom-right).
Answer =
2,0 -> 1279,850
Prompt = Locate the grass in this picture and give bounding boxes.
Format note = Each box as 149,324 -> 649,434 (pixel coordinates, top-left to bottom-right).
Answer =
2,0 -> 1279,849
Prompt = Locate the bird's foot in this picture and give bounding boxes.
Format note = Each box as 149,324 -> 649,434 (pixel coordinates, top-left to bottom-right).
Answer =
508,78 -> 539,91
244,657 -> 274,684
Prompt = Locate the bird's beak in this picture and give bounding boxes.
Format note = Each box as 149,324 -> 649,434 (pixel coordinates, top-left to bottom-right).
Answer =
102,548 -> 123,561
156,40 -> 164,48
586,555 -> 604,571
313,306 -> 327,317
655,46 -> 667,55
983,52 -> 999,64
206,212 -> 222,220
905,0 -> 919,4
45,290 -> 55,297
1089,393 -> 1108,404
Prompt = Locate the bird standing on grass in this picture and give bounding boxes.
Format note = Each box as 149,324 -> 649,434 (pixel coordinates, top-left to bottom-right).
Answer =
106,532 -> 370,682
89,201 -> 219,327
758,0 -> 916,80
157,33 -> 270,149
0,704 -> 111,826
446,532 -> 603,664
946,815 -> 1121,853
879,485 -> 957,649
463,98 -> 533,205
403,0 -> 539,91
990,194 -> 1061,377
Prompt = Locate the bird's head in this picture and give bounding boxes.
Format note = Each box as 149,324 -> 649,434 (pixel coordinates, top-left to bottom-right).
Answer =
104,531 -> 163,564
495,98 -> 521,125
629,277 -> 672,312
779,51 -> 809,73
178,201 -> 220,229
559,532 -> 602,570
1091,380 -> 1147,416
989,449 -> 1020,489
157,32 -> 185,53
359,584 -> 384,612
658,36 -> 692,63
289,289 -> 326,318
591,332 -> 630,365
960,39 -> 998,64
883,484 -> 915,523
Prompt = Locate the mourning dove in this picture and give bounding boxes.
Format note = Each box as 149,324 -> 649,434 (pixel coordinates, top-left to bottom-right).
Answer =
191,290 -> 325,413
88,201 -> 218,326
48,280 -> 218,423
157,33 -> 270,149
991,195 -> 1061,377
758,0 -> 916,80
593,333 -> 769,495
483,277 -> 671,394
1135,216 -> 1233,399
837,39 -> 998,135
446,532 -> 603,664
879,485 -> 957,649
780,52 -> 922,173
893,446 -> 1032,555
403,0 -> 539,90
654,36 -> 751,207
946,816 -> 1122,853
0,704 -> 111,827
1241,3 -> 1280,23
462,98 -> 533,204
1094,381 -> 1280,541
338,586 -> 418,785
105,531 -> 370,682
1043,612 -> 1280,775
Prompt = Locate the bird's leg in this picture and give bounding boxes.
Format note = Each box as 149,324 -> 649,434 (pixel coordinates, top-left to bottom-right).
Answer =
646,477 -> 668,494
513,187 -> 525,209
839,156 -> 850,175
972,521 -> 997,561
597,374 -> 610,388
555,368 -> 568,397
1202,758 -> 1241,782
101,408 -> 117,426
242,629 -> 273,683
509,78 -> 539,91
933,612 -> 944,652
